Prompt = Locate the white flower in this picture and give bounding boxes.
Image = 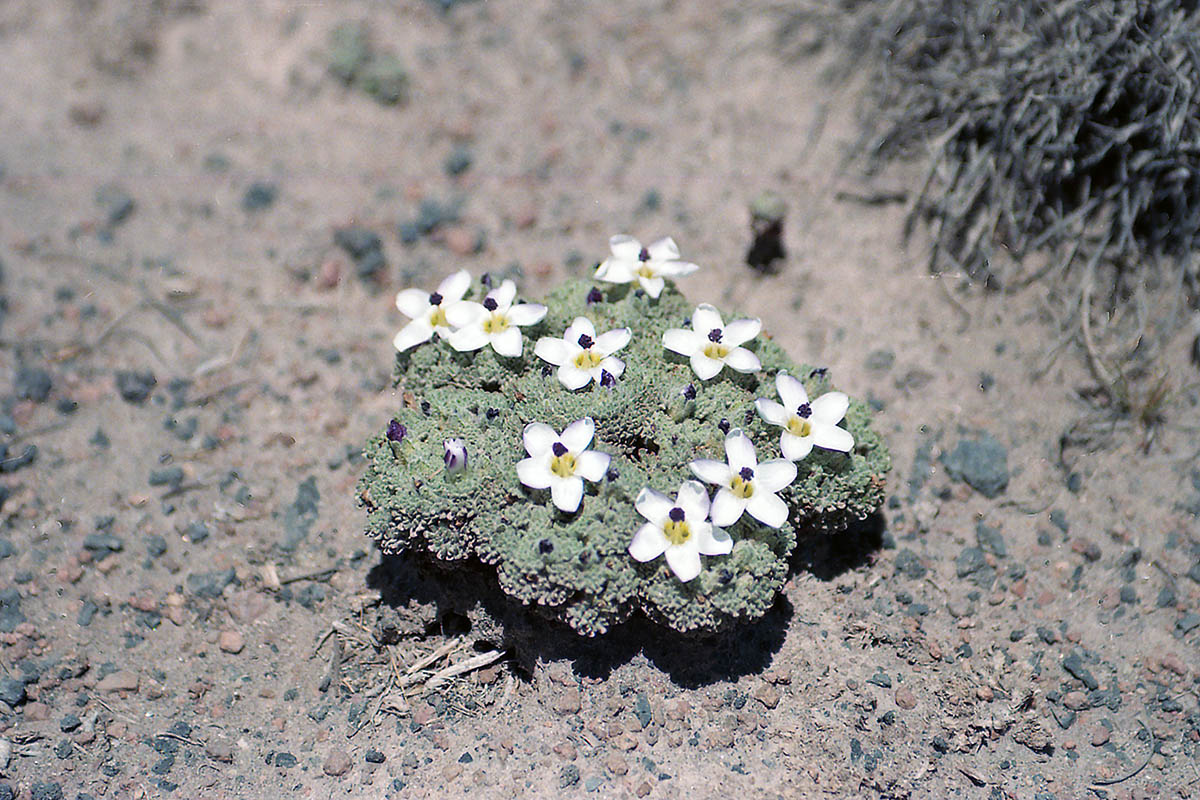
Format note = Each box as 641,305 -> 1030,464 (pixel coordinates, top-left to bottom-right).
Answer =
755,371 -> 854,461
392,269 -> 473,352
534,317 -> 632,391
594,234 -> 698,299
688,429 -> 796,528
628,480 -> 731,582
447,279 -> 547,357
662,304 -> 762,380
443,438 -> 468,473
516,418 -> 611,512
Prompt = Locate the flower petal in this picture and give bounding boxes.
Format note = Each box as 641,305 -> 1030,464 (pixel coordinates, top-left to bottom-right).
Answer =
522,422 -> 559,456
676,480 -> 711,522
646,236 -> 680,261
444,301 -> 483,329
395,288 -> 431,319
723,347 -> 762,374
688,459 -> 731,486
776,371 -> 809,410
690,352 -> 724,380
489,280 -> 517,311
754,459 -> 798,492
438,269 -> 473,303
560,417 -> 595,453
609,234 -> 642,261
665,544 -> 702,582
780,432 -> 814,462
393,319 -> 434,352
596,259 -> 633,283
635,487 -> 673,524
490,326 -> 523,357
691,304 -> 724,337
811,391 -> 849,424
563,316 -> 596,343
722,318 -> 761,347
662,328 -> 700,356
551,476 -> 584,512
506,302 -> 547,327
574,450 -> 611,482
557,365 -> 593,390
812,422 -> 854,453
599,356 -> 625,379
709,489 -> 746,528
594,327 -> 632,355
638,275 -> 665,298
755,398 -> 789,427
629,523 -> 668,562
535,336 -> 572,366
656,260 -> 699,277
695,522 -> 732,556
516,456 -> 552,489
724,429 -> 758,472
746,491 -> 789,528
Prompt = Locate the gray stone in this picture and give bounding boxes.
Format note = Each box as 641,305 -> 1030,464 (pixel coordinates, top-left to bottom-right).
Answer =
955,547 -> 988,578
280,476 -> 320,552
0,587 -> 24,633
15,366 -> 52,403
940,433 -> 1009,497
1062,650 -> 1099,690
115,370 -> 156,404
0,677 -> 26,706
975,522 -> 1007,558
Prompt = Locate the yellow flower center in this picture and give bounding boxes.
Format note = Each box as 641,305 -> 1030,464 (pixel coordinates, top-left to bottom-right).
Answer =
786,415 -> 812,438
703,343 -> 730,359
573,349 -> 604,370
729,475 -> 755,499
662,518 -> 691,546
481,312 -> 510,334
636,264 -> 656,279
428,307 -> 449,328
550,452 -> 577,479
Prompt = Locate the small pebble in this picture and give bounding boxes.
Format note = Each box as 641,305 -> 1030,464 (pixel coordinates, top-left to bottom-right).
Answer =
218,630 -> 245,654
895,687 -> 917,709
1091,726 -> 1111,747
323,750 -> 352,777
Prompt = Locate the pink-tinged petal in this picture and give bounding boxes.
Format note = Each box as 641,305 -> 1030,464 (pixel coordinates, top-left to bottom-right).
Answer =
724,429 -> 758,472
629,522 -> 668,562
656,260 -> 698,277
722,318 -> 761,347
594,327 -> 632,355
560,417 -> 595,453
490,326 -> 523,357
574,450 -> 610,482
755,398 -> 789,426
445,301 -> 484,329
393,319 -> 434,352
596,259 -> 634,283
598,356 -> 625,379
691,304 -> 724,337
662,328 -> 700,356
690,352 -> 724,381
609,234 -> 643,261
695,523 -> 732,556
811,391 -> 850,425
557,365 -> 593,391
665,544 -> 702,582
506,302 -> 547,327
635,487 -> 673,524
551,476 -> 584,512
638,275 -> 665,298
746,492 -> 789,528
438,269 -> 473,303
535,336 -> 572,366
395,288 -> 431,319
646,236 -> 680,261
563,316 -> 596,343
676,480 -> 711,522
812,422 -> 854,453
489,279 -> 517,311
522,422 -> 559,456
754,459 -> 797,492
723,347 -> 762,374
709,489 -> 747,528
688,459 -> 731,486
780,432 -> 814,462
775,371 -> 809,410
516,457 -> 552,489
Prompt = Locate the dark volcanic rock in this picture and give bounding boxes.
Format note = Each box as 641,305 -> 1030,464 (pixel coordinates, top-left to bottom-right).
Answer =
940,433 -> 1009,497
15,365 -> 53,402
116,370 -> 157,404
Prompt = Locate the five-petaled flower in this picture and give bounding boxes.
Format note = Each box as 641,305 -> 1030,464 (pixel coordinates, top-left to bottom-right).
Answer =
392,269 -> 473,352
688,429 -> 796,528
755,371 -> 854,461
534,317 -> 633,391
516,418 -> 611,512
594,235 -> 698,299
628,481 -> 731,582
448,279 -> 547,357
662,304 -> 762,380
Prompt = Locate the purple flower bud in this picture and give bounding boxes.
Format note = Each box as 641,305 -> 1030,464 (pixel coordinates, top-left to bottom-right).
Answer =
552,442 -> 568,457
682,384 -> 696,400
538,539 -> 554,554
483,297 -> 498,312
668,507 -> 685,522
718,418 -> 730,434
480,272 -> 493,288
443,438 -> 467,472
386,419 -> 407,443
810,367 -> 828,379
577,334 -> 594,349
599,369 -> 616,388
586,287 -> 603,305
707,328 -> 723,343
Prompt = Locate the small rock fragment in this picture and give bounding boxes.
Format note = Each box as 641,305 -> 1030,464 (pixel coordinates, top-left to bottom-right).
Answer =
323,750 -> 352,776
96,670 -> 139,693
895,687 -> 917,709
218,630 -> 245,654
940,433 -> 1009,497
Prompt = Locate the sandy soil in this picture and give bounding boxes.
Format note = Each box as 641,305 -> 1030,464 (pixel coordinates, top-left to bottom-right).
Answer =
1,1 -> 1199,798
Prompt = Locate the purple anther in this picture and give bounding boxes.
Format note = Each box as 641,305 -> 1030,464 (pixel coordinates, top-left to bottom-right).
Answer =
707,329 -> 723,343
552,442 -> 568,457
482,297 -> 498,312
428,292 -> 443,306
668,507 -> 685,522
577,334 -> 594,349
797,402 -> 812,419
739,467 -> 754,482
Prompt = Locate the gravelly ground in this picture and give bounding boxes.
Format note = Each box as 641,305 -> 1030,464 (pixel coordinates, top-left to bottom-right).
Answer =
1,1 -> 1199,798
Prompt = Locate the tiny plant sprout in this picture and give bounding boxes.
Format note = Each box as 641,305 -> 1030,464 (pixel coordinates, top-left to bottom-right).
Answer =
443,438 -> 467,474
